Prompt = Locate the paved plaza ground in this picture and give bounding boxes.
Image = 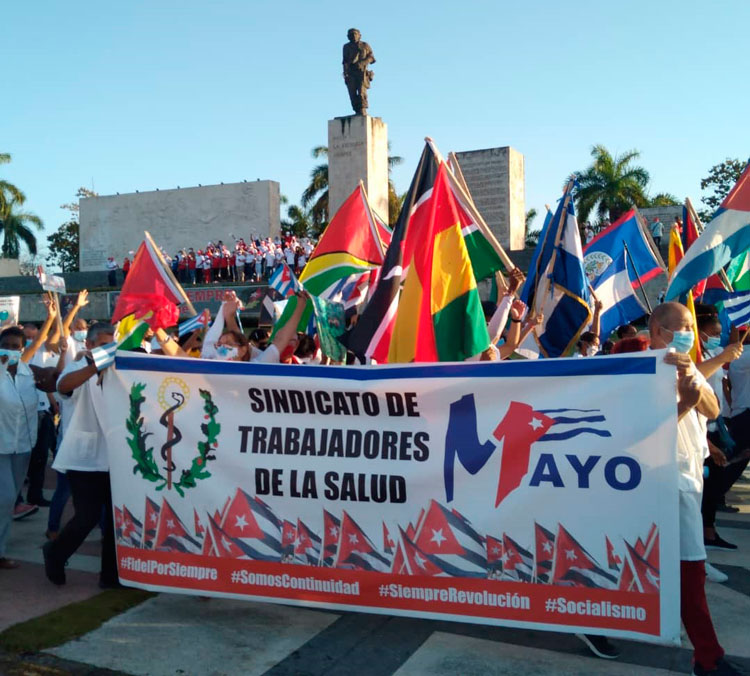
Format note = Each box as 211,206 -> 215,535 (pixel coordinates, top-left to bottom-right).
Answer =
2,473 -> 749,676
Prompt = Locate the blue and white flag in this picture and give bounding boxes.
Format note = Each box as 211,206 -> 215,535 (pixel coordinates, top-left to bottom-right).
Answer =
721,290 -> 750,327
269,263 -> 303,298
591,251 -> 648,340
178,311 -> 210,337
666,160 -> 750,301
91,342 -> 117,371
520,182 -> 591,357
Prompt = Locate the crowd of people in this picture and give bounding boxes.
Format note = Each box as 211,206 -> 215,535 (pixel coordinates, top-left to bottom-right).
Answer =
0,265 -> 748,675
106,233 -> 316,287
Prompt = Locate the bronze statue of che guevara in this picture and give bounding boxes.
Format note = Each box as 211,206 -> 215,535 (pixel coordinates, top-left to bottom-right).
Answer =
342,28 -> 375,115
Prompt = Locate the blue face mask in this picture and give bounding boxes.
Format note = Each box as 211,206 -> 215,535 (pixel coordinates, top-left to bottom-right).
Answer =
668,329 -> 695,354
25,339 -> 33,347
0,349 -> 22,366
704,336 -> 721,351
73,330 -> 87,342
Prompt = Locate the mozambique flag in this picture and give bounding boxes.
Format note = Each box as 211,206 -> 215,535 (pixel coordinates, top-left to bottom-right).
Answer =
273,183 -> 390,333
389,163 -> 489,362
668,225 -> 701,362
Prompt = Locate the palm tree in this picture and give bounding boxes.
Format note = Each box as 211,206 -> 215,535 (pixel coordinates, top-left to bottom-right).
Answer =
301,144 -> 404,230
0,197 -> 42,258
646,192 -> 680,207
281,204 -> 313,238
573,145 -> 649,224
0,153 -> 25,217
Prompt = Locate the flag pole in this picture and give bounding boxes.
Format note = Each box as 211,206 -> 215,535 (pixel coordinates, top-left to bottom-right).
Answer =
685,197 -> 733,292
144,230 -> 198,316
359,180 -> 388,259
623,240 -> 653,314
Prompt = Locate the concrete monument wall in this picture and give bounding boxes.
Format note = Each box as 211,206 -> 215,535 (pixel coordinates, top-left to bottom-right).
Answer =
328,115 -> 388,223
79,181 -> 281,272
454,147 -> 525,251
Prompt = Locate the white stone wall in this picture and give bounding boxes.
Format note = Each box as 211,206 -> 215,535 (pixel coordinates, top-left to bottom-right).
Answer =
453,146 -> 526,251
79,181 -> 280,271
328,115 -> 389,223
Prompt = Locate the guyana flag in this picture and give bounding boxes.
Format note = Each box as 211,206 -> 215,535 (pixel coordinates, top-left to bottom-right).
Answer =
388,163 -> 489,362
114,312 -> 152,351
273,183 -> 390,333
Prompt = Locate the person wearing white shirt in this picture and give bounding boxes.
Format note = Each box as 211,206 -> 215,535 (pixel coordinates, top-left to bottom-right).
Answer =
649,303 -> 736,676
0,326 -> 59,569
42,323 -> 119,588
264,249 -> 276,279
284,246 -> 295,267
235,249 -> 246,282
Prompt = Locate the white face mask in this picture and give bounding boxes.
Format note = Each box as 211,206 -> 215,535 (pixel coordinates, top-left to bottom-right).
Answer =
73,330 -> 87,342
216,344 -> 239,361
0,349 -> 22,366
585,345 -> 597,357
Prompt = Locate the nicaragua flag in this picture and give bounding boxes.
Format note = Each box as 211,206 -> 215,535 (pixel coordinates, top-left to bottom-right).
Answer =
520,181 -> 591,357
583,209 -> 663,286
667,160 -> 750,301
590,251 -> 648,340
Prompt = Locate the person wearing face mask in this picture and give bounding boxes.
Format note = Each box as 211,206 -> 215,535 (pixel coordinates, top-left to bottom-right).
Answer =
693,306 -> 744,560
649,302 -> 743,676
574,299 -> 603,357
59,290 -> 89,359
200,290 -> 308,363
42,323 -> 120,588
0,326 -> 60,569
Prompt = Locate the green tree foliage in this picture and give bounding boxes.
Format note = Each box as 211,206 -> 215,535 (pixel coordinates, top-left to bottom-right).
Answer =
46,220 -> 80,272
573,145 -> 649,224
46,188 -> 98,272
699,158 -> 745,220
301,144 -> 404,233
1,198 -> 42,259
646,192 -> 681,207
281,203 -> 314,238
525,208 -> 541,247
0,153 -> 25,217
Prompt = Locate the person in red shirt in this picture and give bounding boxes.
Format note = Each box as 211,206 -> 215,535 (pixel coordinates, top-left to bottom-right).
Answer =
229,251 -> 237,283
177,251 -> 189,284
210,249 -> 220,283
187,248 -> 197,285
121,257 -> 130,282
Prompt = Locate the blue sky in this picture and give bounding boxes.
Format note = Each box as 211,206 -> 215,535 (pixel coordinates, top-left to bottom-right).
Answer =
3,0 -> 749,258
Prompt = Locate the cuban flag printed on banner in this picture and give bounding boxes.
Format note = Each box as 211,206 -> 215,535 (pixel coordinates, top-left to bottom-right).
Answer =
590,251 -> 648,340
220,489 -> 283,561
269,263 -> 302,298
583,209 -> 663,286
520,183 -> 592,358
667,160 -> 750,301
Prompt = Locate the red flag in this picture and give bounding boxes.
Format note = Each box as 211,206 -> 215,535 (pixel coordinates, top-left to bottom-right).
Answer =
399,527 -> 443,576
221,489 -> 265,540
335,511 -> 389,571
553,525 -> 617,589
683,206 -> 706,297
502,534 -> 533,581
390,541 -> 407,575
111,236 -> 187,328
623,540 -> 660,594
486,535 -> 504,569
493,403 -> 556,507
194,508 -> 205,538
201,518 -> 218,557
383,522 -> 395,555
321,510 -> 340,566
207,515 -> 245,558
606,536 -> 622,571
281,520 -> 297,558
155,499 -> 200,553
534,522 -> 556,583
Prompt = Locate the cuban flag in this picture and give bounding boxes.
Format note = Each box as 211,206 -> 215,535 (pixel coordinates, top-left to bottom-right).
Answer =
178,310 -> 210,337
520,181 -> 591,358
590,251 -> 648,340
667,160 -> 750,301
270,263 -> 302,298
721,290 -> 750,327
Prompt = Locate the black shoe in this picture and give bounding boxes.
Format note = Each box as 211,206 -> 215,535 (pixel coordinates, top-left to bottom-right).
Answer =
42,541 -> 66,586
575,633 -> 620,659
693,657 -> 747,675
28,497 -> 52,507
705,535 -> 738,551
716,504 -> 740,513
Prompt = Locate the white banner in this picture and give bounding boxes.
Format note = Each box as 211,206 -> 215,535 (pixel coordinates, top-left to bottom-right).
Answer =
0,295 -> 20,328
100,352 -> 680,644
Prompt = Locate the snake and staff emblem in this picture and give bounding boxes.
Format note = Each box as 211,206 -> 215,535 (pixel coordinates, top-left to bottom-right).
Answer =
127,377 -> 221,497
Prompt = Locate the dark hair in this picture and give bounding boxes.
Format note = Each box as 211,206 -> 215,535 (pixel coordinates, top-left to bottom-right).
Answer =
294,334 -> 316,358
616,324 -> 637,339
577,331 -> 597,347
0,326 -> 25,343
87,322 -> 115,342
249,328 -> 269,344
481,300 -> 496,321
23,321 -> 41,331
694,303 -> 720,330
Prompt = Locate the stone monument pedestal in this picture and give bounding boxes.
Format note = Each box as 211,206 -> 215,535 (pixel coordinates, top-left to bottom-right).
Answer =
328,115 -> 389,223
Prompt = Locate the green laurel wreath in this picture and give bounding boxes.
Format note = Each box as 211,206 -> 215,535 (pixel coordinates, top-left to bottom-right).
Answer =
127,383 -> 221,497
